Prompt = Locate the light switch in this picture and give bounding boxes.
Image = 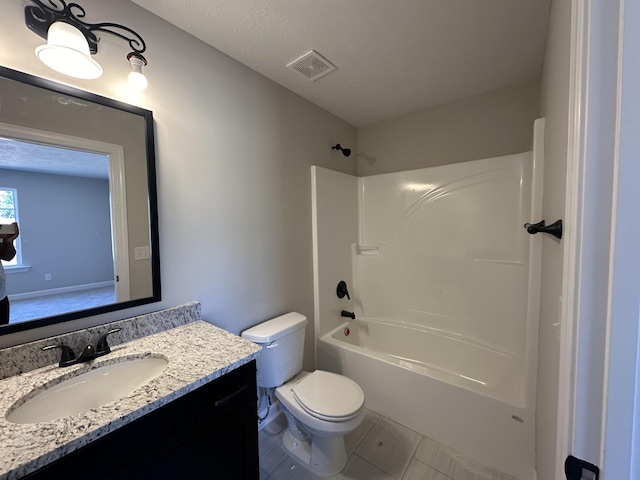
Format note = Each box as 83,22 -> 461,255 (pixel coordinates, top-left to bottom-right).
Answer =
134,246 -> 150,260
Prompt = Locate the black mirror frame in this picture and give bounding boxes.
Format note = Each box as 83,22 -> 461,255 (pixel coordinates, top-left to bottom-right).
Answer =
0,66 -> 161,335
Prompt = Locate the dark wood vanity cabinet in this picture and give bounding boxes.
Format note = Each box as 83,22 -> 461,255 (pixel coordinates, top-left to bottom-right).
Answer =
25,360 -> 258,480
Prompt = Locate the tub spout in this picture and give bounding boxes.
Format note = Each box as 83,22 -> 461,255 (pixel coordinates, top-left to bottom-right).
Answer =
341,310 -> 356,320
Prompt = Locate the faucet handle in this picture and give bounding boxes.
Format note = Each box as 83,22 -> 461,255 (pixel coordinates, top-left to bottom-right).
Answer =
95,328 -> 122,355
42,344 -> 77,367
337,281 -> 351,300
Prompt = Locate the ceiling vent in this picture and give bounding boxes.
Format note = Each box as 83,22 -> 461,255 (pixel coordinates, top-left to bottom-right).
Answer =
287,50 -> 336,81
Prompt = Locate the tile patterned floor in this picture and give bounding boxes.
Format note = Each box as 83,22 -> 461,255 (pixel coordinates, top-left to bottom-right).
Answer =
259,408 -> 517,480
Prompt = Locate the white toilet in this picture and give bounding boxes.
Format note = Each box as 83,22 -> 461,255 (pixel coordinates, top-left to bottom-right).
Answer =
241,312 -> 365,476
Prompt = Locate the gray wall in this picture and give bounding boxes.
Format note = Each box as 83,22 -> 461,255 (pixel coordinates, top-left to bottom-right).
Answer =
357,80 -> 540,176
1,169 -> 112,295
0,0 -> 357,371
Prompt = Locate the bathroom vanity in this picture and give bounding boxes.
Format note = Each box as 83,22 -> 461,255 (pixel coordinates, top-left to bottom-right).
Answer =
24,361 -> 257,479
0,303 -> 262,480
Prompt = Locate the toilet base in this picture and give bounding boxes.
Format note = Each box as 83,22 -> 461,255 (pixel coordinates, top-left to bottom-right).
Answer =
281,429 -> 348,476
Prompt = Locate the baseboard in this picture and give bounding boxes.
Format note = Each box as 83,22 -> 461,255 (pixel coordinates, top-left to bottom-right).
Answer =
9,281 -> 114,301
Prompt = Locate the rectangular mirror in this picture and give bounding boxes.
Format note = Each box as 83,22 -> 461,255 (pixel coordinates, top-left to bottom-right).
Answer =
0,66 -> 160,335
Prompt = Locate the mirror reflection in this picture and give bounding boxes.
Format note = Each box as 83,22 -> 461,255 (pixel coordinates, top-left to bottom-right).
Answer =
0,67 -> 160,334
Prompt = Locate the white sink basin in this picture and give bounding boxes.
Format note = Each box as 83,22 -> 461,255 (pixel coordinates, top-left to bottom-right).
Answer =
6,356 -> 169,424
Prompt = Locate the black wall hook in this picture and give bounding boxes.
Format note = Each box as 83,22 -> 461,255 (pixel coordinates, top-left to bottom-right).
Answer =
524,219 -> 563,239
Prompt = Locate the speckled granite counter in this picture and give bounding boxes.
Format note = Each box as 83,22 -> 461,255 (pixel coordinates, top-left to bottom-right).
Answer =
0,304 -> 261,480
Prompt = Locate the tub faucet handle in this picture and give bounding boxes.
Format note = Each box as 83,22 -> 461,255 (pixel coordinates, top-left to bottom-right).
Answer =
341,310 -> 356,320
337,281 -> 351,300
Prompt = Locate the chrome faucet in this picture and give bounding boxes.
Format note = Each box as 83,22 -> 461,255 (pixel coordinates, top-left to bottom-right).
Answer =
42,328 -> 122,367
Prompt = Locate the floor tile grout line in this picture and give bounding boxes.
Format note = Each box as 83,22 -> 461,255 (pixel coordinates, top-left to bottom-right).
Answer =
258,427 -> 288,477
408,437 -> 455,479
352,452 -> 401,480
411,457 -> 457,480
431,462 -> 459,480
352,414 -> 421,480
349,412 -> 380,456
398,433 -> 424,480
269,454 -> 288,479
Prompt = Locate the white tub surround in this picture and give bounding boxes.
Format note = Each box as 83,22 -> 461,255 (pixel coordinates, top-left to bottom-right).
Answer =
312,119 -> 544,480
319,319 -> 531,479
0,302 -> 261,480
324,318 -> 524,406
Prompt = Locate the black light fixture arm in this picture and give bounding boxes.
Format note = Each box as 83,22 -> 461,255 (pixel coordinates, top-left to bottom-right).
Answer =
87,22 -> 147,56
25,0 -> 147,57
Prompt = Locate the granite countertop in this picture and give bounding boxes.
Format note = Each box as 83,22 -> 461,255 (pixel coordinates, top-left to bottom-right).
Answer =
0,320 -> 261,480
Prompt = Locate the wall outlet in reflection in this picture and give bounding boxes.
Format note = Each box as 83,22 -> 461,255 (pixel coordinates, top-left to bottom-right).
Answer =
45,274 -> 51,281
134,246 -> 150,260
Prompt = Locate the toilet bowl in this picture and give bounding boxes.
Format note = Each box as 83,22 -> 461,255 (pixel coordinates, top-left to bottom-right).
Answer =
240,312 -> 365,476
275,370 -> 364,475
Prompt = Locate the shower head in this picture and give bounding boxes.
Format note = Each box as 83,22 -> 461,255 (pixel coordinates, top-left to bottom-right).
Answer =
332,144 -> 351,157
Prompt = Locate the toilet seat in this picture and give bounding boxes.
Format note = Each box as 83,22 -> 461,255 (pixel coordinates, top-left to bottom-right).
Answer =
291,370 -> 364,422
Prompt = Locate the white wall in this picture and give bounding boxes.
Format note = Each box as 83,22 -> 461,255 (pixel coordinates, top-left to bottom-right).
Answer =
0,0 -> 356,372
561,0 -> 634,477
603,1 -> 640,475
536,0 -> 571,477
310,167 -> 358,343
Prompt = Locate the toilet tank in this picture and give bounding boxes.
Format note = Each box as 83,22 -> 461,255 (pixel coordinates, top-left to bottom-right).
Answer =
241,312 -> 307,388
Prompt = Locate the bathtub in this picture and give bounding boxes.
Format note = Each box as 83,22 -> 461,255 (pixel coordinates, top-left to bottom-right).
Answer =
317,318 -> 535,480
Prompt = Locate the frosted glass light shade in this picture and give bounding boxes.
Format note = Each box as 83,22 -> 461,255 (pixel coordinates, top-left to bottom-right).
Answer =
35,22 -> 103,79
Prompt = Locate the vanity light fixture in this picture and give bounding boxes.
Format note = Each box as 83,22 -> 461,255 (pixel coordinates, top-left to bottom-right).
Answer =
25,0 -> 149,90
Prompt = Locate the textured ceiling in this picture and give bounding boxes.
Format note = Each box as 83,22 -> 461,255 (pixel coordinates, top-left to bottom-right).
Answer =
0,138 -> 108,179
131,0 -> 551,127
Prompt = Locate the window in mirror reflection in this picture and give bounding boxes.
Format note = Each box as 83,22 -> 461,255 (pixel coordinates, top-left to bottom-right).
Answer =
0,136 -> 119,325
0,187 -> 21,267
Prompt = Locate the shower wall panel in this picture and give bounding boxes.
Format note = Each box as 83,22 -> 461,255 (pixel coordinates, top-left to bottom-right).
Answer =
355,152 -> 534,358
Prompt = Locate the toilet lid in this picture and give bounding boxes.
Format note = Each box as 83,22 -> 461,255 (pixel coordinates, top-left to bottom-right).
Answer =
292,371 -> 364,421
